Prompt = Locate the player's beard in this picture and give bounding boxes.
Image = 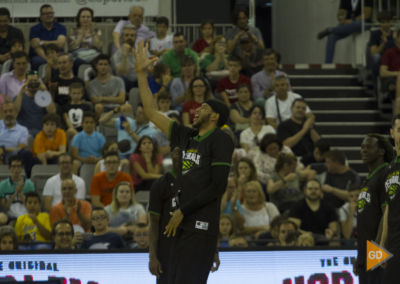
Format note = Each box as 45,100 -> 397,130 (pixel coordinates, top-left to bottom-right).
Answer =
193,113 -> 211,129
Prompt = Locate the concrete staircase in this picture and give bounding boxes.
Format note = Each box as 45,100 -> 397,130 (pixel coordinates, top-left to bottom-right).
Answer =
285,67 -> 391,177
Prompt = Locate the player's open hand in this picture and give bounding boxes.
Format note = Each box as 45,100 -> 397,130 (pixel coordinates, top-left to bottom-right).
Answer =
133,40 -> 158,73
164,209 -> 184,237
149,256 -> 163,278
210,252 -> 220,272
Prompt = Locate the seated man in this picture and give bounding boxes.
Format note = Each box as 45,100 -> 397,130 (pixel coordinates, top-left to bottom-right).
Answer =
90,151 -> 133,207
71,111 -> 105,165
42,153 -> 86,212
99,104 -> 163,158
52,219 -> 75,250
317,0 -> 372,63
88,54 -> 130,116
312,149 -> 361,209
289,179 -> 338,244
0,101 -> 33,177
234,33 -> 264,77
161,32 -> 199,78
301,139 -> 331,166
49,53 -> 85,107
112,5 -> 153,51
338,186 -> 359,240
33,113 -> 66,165
15,70 -> 56,137
29,4 -> 66,70
266,76 -> 311,129
277,99 -> 320,159
0,51 -> 29,101
80,207 -> 125,249
50,178 -> 91,232
111,25 -> 138,92
0,156 -> 35,221
215,55 -> 251,107
251,49 -> 289,105
0,7 -> 24,65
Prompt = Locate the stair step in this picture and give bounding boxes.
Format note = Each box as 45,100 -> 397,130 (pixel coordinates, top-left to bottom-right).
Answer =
336,146 -> 361,160
300,89 -> 368,98
321,134 -> 365,146
316,121 -> 390,134
290,77 -> 360,87
284,69 -> 358,75
314,110 -> 387,122
306,97 -> 376,110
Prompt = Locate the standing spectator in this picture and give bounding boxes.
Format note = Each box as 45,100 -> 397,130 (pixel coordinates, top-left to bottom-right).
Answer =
14,192 -> 51,242
266,76 -> 311,129
339,187 -> 360,240
229,84 -> 254,133
289,179 -> 339,244
192,20 -> 214,54
0,8 -> 24,64
161,32 -> 199,78
251,49 -> 289,105
111,25 -> 138,91
242,180 -> 280,239
81,207 -> 125,249
0,156 -> 35,221
277,99 -> 320,160
0,51 -> 29,102
112,5 -> 153,51
49,53 -> 85,107
226,5 -> 264,55
216,55 -> 251,107
33,113 -> 66,165
368,11 -> 394,86
356,134 -> 393,283
239,105 -> 275,153
130,136 -> 163,192
88,54 -> 129,116
42,153 -> 86,212
0,101 -> 33,177
90,151 -> 133,207
68,7 -> 102,68
267,153 -> 315,213
29,4 -> 67,70
99,104 -> 161,158
50,178 -> 92,232
316,149 -> 361,209
71,111 -> 105,165
52,219 -> 75,250
317,0 -> 372,63
105,181 -> 146,235
182,77 -> 212,127
150,16 -> 173,57
0,226 -> 18,250
15,70 -> 56,137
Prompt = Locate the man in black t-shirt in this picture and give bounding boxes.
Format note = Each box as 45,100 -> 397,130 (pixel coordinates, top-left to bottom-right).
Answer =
357,134 -> 393,284
0,8 -> 24,64
277,98 -> 320,160
135,42 -> 233,284
381,115 -> 400,283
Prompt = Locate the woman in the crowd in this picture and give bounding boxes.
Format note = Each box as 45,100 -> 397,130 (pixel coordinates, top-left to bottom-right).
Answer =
267,153 -> 315,213
241,180 -> 280,240
105,182 -> 147,236
192,20 -> 214,54
182,76 -> 212,127
253,134 -> 302,185
0,225 -> 18,250
233,157 -> 258,201
68,7 -> 102,71
129,136 -> 163,191
94,141 -> 129,174
239,105 -> 275,154
229,83 -> 254,133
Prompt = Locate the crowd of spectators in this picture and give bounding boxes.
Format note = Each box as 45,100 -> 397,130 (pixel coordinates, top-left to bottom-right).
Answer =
0,3 -> 367,251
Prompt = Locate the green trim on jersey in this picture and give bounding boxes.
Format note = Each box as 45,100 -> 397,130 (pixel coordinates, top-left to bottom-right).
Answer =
168,120 -> 175,141
148,210 -> 161,216
168,170 -> 177,179
194,128 -> 216,142
211,162 -> 231,167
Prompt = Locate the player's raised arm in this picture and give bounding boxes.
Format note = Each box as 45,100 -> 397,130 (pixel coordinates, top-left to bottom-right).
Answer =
134,41 -> 173,136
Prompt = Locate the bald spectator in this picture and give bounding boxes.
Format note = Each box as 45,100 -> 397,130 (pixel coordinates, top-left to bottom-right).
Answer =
161,32 -> 199,78
112,5 -> 154,51
251,49 -> 289,105
29,4 -> 67,70
50,178 -> 92,232
0,8 -> 24,64
42,153 -> 86,212
277,99 -> 320,159
111,25 -> 138,92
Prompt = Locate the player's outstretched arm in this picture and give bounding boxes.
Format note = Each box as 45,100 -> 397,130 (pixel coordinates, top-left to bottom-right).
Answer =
134,41 -> 172,136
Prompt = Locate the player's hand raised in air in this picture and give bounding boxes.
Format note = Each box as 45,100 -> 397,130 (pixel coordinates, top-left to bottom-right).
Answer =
133,40 -> 158,74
